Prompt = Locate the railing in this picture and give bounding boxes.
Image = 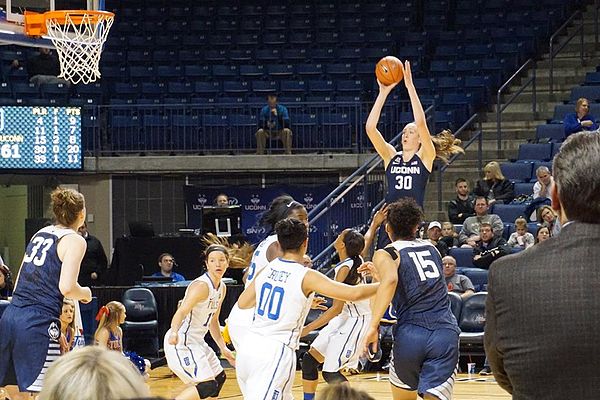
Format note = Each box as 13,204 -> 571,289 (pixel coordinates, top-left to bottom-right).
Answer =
596,0 -> 599,49
549,10 -> 584,96
496,58 -> 536,158
85,100 -> 415,157
436,113 -> 483,212
308,103 -> 436,270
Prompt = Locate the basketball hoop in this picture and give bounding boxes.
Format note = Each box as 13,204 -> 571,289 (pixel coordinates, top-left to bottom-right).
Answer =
25,10 -> 114,85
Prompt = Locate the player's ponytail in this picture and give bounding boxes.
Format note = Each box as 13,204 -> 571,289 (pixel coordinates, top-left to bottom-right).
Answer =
431,129 -> 464,164
259,195 -> 306,233
342,230 -> 366,286
202,233 -> 254,268
50,187 -> 85,227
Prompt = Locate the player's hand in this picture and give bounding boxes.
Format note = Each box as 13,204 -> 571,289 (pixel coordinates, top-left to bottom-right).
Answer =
91,272 -> 98,280
581,120 -> 593,127
168,331 -> 179,345
358,261 -> 379,282
300,326 -> 312,338
222,348 -> 236,367
402,60 -> 414,88
311,296 -> 328,311
362,325 -> 380,357
377,79 -> 399,94
371,204 -> 389,228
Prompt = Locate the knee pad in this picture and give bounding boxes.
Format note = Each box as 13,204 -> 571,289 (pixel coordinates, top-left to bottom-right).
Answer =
196,380 -> 218,399
322,371 -> 347,384
215,370 -> 226,395
302,352 -> 320,381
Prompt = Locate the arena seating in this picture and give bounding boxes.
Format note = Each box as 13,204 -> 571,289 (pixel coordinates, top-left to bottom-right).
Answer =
0,0 -> 579,153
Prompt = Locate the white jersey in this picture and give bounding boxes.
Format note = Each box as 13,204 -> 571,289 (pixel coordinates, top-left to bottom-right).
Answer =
335,256 -> 371,317
177,273 -> 224,343
245,234 -> 278,288
250,257 -> 314,350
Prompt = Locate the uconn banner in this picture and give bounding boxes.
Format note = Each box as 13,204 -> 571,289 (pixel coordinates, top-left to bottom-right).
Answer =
183,183 -> 383,256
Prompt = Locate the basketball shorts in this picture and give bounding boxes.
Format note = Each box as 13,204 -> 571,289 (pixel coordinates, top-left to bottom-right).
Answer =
0,305 -> 61,392
389,323 -> 459,400
311,314 -> 371,373
236,332 -> 296,400
163,329 -> 223,385
226,303 -> 254,351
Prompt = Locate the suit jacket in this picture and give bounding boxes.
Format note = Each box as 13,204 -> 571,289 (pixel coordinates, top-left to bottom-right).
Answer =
485,222 -> 600,399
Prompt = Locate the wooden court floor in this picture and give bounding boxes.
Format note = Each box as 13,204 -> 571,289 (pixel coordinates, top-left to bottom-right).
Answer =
148,366 -> 511,399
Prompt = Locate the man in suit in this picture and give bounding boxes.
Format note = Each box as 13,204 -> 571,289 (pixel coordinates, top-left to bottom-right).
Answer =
485,132 -> 600,399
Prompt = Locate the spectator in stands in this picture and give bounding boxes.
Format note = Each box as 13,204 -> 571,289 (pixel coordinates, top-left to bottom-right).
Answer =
563,97 -> 598,136
302,254 -> 313,269
533,166 -> 554,200
448,178 -> 476,224
214,193 -> 229,207
474,161 -> 515,205
539,205 -> 562,236
0,263 -> 13,300
534,226 -> 550,244
426,221 -> 449,257
484,132 -> 600,398
38,346 -> 150,400
15,47 -> 69,87
440,222 -> 459,248
151,253 -> 186,282
472,223 -> 510,269
256,93 -> 292,155
459,197 -> 504,247
508,217 -> 535,250
442,255 -> 475,298
77,222 -> 108,287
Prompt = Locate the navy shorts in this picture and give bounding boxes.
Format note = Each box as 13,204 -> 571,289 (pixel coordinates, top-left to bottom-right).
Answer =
0,305 -> 61,392
389,323 -> 459,400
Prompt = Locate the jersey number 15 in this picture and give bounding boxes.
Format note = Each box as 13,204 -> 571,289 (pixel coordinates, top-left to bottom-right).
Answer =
408,250 -> 440,281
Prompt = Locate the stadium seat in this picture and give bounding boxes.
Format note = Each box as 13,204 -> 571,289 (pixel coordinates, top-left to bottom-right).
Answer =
514,182 -> 535,196
448,292 -> 462,321
171,114 -> 201,151
569,85 -> 600,103
460,268 -> 489,292
320,113 -> 352,149
122,288 -> 159,357
458,292 -> 487,356
535,124 -> 565,142
293,114 -> 319,149
229,114 -> 257,149
449,248 -> 475,269
501,162 -> 533,183
551,104 -> 574,123
492,204 -> 528,224
517,143 -> 553,162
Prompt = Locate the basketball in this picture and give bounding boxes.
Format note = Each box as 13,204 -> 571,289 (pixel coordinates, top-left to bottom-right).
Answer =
375,56 -> 403,86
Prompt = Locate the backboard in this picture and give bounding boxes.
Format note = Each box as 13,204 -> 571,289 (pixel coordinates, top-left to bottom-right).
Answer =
0,0 -> 104,48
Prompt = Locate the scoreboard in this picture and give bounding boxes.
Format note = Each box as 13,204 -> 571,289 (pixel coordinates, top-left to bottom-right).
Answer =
0,106 -> 82,170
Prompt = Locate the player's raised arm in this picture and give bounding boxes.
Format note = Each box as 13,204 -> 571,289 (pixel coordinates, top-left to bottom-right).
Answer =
403,61 -> 436,171
365,81 -> 400,167
302,269 -> 379,302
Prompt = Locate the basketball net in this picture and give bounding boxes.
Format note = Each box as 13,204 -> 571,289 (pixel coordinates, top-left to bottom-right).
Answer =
43,11 -> 114,85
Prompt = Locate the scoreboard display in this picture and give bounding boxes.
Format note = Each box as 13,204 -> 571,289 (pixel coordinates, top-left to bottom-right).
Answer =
0,106 -> 82,170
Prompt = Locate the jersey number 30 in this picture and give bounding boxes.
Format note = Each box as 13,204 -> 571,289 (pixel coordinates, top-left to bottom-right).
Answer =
257,282 -> 285,321
408,250 -> 440,281
23,237 -> 54,266
395,175 -> 413,190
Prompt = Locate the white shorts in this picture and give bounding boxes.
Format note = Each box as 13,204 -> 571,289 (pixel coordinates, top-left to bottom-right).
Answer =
236,332 -> 296,400
227,303 -> 254,351
163,329 -> 223,385
311,314 -> 371,373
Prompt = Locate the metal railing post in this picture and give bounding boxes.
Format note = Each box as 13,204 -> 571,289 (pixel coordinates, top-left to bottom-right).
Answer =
532,62 -> 537,116
549,10 -> 583,97
581,11 -> 584,65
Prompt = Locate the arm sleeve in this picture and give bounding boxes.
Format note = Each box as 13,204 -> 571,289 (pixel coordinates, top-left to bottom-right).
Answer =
494,180 -> 514,202
473,180 -> 486,197
586,114 -> 598,131
447,200 -> 460,223
563,113 -> 582,136
460,275 -> 475,291
458,224 -> 470,245
507,233 -> 518,247
484,269 -> 513,394
280,106 -> 290,129
491,215 -> 505,237
532,181 -> 541,199
525,233 -> 535,248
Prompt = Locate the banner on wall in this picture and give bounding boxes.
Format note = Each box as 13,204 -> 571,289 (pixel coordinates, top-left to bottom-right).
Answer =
183,183 -> 383,256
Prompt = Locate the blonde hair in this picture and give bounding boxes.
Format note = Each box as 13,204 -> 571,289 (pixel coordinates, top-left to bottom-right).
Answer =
514,217 -> 527,229
431,129 -> 464,164
61,299 -> 76,332
317,384 -> 375,400
483,161 -> 505,181
94,301 -> 125,342
576,97 -> 589,110
50,187 -> 85,227
538,205 -> 556,222
202,233 -> 253,268
38,346 -> 149,400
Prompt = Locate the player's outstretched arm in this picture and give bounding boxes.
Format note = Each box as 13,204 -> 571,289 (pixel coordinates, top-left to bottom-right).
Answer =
209,286 -> 235,366
403,61 -> 435,171
302,269 -> 379,303
237,279 -> 257,310
167,281 -> 209,345
58,234 -> 92,303
363,249 -> 399,355
365,81 -> 400,167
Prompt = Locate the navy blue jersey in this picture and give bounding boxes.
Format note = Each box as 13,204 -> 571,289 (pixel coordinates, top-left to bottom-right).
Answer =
387,239 -> 458,333
11,226 -> 78,317
385,152 -> 430,207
